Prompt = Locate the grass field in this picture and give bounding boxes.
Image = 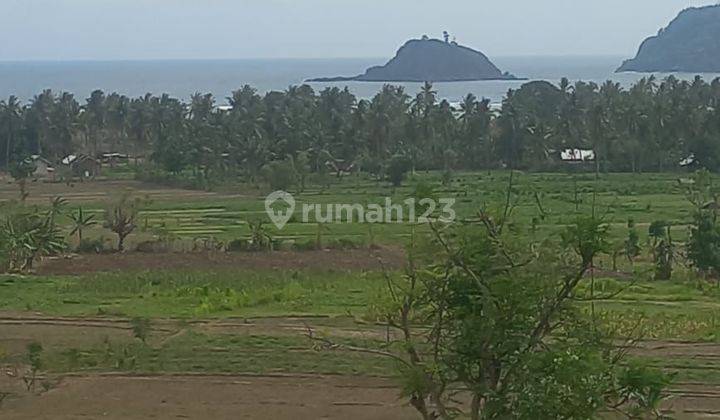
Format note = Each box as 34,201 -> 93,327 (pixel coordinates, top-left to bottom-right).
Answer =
2,170 -> 720,418
2,171 -> 698,245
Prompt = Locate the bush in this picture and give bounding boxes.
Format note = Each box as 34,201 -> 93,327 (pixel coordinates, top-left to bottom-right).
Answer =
227,238 -> 251,252
387,154 -> 411,187
262,159 -> 297,191
688,211 -> 720,276
0,209 -> 66,273
76,238 -> 105,254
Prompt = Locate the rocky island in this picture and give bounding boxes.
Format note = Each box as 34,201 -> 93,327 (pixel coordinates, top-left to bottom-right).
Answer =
309,36 -> 521,82
618,5 -> 720,73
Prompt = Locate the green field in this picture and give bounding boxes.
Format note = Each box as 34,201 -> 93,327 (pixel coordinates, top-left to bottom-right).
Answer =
2,170 -> 719,416
44,171 -> 697,246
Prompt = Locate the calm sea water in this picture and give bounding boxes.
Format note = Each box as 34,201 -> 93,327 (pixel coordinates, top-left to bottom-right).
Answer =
1,56 -> 719,105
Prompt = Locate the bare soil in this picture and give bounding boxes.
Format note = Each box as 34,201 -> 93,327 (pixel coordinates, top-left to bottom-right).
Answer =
2,314 -> 720,418
0,179 -> 231,205
35,247 -> 407,276
0,374 -> 416,420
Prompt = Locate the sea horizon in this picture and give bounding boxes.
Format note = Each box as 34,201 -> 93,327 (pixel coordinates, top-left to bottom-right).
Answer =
1,55 -> 718,105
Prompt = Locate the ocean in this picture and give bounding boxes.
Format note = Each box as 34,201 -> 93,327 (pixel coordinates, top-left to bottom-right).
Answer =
1,56 -> 719,105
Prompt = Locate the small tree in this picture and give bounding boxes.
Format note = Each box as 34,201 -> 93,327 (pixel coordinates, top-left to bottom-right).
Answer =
291,152 -> 311,192
411,182 -> 437,220
130,317 -> 152,344
9,159 -> 36,203
247,219 -> 272,251
387,154 -> 410,187
688,211 -> 720,278
22,342 -> 43,391
104,192 -> 144,252
649,221 -> 674,280
315,222 -> 330,250
310,215 -> 668,419
686,171 -> 720,278
624,219 -> 641,263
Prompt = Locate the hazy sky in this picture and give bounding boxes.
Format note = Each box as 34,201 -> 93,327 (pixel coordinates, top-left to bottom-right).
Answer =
1,0 -> 715,61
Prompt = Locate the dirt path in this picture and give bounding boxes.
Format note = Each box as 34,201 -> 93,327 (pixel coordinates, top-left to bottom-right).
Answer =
35,247 -> 407,276
0,313 -> 391,352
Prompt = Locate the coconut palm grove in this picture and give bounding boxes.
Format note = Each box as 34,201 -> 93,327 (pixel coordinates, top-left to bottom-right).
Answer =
2,77 -> 720,182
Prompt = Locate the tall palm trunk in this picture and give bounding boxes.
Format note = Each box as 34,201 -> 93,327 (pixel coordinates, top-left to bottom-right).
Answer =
5,132 -> 11,169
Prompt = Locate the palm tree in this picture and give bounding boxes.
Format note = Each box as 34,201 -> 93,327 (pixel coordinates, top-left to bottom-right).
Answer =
0,96 -> 24,169
69,206 -> 97,244
51,92 -> 80,160
85,90 -> 107,156
28,89 -> 55,156
128,94 -> 153,164
106,93 -> 130,155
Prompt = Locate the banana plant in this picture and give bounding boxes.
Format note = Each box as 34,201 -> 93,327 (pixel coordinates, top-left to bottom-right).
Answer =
69,206 -> 97,243
0,209 -> 66,273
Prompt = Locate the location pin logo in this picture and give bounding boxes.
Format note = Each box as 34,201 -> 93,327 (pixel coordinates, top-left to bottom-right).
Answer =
265,190 -> 296,230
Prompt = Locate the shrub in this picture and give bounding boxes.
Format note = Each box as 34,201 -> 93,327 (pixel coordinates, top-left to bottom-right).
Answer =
387,154 -> 411,187
76,238 -> 105,254
261,159 -> 297,191
227,238 -> 250,252
0,209 -> 66,273
688,211 -> 720,277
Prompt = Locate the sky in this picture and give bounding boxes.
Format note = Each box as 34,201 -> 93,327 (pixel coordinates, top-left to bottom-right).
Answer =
0,0 -> 715,61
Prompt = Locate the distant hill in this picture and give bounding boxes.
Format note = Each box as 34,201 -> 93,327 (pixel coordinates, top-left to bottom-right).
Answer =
618,5 -> 720,73
309,37 -> 520,82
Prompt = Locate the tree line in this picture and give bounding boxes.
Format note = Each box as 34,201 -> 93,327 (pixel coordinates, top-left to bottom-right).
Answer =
1,75 -> 720,183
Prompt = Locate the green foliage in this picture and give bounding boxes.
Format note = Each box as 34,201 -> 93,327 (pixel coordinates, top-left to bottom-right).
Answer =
0,207 -> 66,273
23,342 -> 43,391
386,154 -> 410,187
8,159 -> 36,202
104,191 -> 144,251
625,219 -> 642,262
650,221 -> 674,280
440,169 -> 453,186
5,77 -> 720,180
500,346 -> 611,419
246,219 -> 272,251
291,151 -> 311,191
617,362 -> 675,419
410,181 -> 437,217
561,216 -> 610,266
688,211 -> 720,277
360,215 -> 642,419
69,206 -> 97,244
130,317 -> 152,343
76,237 -> 105,254
261,159 -> 297,191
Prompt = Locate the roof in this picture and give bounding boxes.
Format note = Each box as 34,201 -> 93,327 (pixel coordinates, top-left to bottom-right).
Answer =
561,149 -> 595,162
28,155 -> 53,165
62,154 -> 99,165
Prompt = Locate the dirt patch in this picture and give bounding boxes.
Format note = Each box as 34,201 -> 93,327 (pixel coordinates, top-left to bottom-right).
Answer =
1,374 -> 416,420
2,316 -> 720,418
0,179 -> 235,205
3,373 -> 720,419
35,248 -> 407,276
